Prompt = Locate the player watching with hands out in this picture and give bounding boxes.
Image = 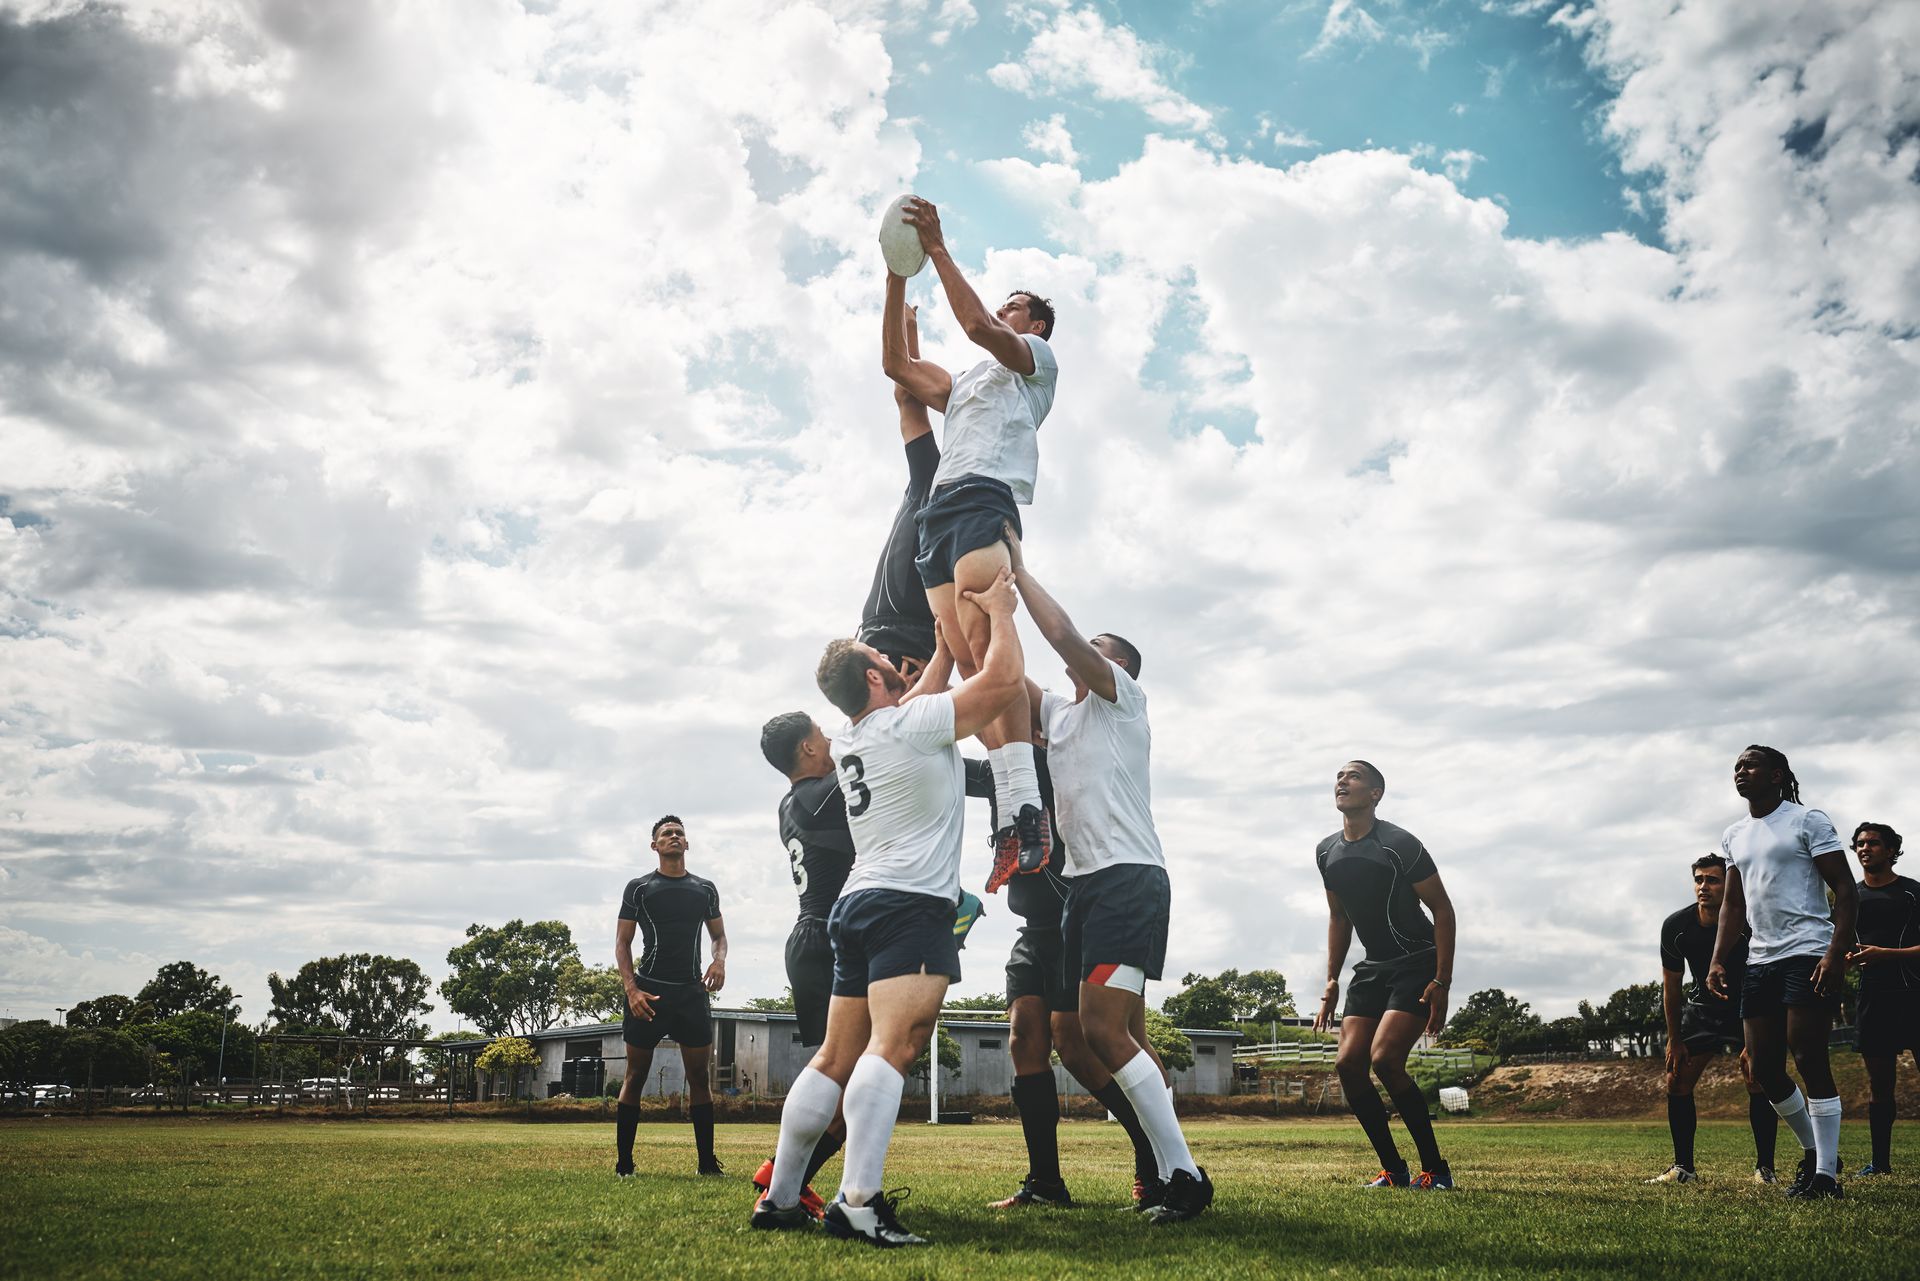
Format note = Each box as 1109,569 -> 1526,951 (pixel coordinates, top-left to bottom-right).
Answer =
881,195 -> 1059,880
1313,761 -> 1458,1191
1847,821 -> 1919,1176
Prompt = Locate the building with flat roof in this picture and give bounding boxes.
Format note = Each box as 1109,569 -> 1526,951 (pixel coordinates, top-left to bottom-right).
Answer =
486,1009 -> 1240,1099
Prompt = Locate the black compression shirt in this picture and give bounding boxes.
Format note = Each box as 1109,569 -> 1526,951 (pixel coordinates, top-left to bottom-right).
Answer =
780,774 -> 855,921
618,870 -> 721,986
1316,818 -> 1437,964
1658,903 -> 1747,1008
1856,875 -> 1920,993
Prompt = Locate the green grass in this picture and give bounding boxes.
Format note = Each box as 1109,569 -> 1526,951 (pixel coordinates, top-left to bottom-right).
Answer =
2,1118 -> 1916,1278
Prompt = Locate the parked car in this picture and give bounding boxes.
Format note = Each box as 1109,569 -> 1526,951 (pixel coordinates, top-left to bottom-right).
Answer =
298,1077 -> 350,1096
32,1085 -> 74,1107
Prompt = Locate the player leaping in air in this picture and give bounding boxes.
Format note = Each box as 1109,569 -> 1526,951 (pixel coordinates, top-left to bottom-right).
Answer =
881,197 -> 1058,881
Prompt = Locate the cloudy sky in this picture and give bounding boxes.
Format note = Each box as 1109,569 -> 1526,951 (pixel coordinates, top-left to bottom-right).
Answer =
3,0 -> 1917,1031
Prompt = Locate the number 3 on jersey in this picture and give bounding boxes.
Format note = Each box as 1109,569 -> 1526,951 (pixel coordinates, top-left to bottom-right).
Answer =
838,754 -> 871,817
786,838 -> 808,897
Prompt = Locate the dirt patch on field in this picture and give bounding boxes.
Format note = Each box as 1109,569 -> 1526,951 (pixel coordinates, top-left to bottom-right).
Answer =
1471,1055 -> 1920,1120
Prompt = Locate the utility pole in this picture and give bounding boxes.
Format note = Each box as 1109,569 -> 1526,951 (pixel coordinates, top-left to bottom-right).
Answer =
215,994 -> 242,1102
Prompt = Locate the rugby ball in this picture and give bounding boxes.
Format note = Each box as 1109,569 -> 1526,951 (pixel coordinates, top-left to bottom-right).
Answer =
878,194 -> 928,278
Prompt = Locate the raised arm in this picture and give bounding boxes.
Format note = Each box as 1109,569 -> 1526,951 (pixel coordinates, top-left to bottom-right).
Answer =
1314,891 -> 1353,1033
882,271 -> 952,412
1003,523 -> 1115,701
1707,864 -> 1746,998
949,566 -> 1025,741
900,624 -> 956,705
903,198 -> 1037,376
1412,872 -> 1455,1034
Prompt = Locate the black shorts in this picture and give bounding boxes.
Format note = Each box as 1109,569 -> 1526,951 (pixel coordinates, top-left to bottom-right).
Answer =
1062,863 -> 1169,982
914,476 -> 1021,590
1343,954 -> 1436,1021
1739,952 -> 1836,1017
828,888 -> 962,999
623,981 -> 712,1050
1855,990 -> 1920,1058
786,917 -> 835,1048
1679,1000 -> 1743,1053
1007,924 -> 1078,1013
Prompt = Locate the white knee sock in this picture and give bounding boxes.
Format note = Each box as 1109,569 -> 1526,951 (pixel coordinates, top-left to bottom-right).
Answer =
988,747 -> 1012,823
839,1055 -> 906,1207
1002,741 -> 1041,814
1114,1049 -> 1196,1179
1773,1086 -> 1817,1153
1807,1094 -> 1842,1178
769,1067 -> 841,1206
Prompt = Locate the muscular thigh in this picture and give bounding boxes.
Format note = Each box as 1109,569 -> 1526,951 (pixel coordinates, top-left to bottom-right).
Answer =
951,543 -> 1011,664
867,971 -> 950,1064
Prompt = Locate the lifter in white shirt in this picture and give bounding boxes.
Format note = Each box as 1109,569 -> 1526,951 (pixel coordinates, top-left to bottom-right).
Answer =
1707,744 -> 1858,1200
880,197 -> 1058,879
1001,529 -> 1213,1226
753,570 -> 1025,1248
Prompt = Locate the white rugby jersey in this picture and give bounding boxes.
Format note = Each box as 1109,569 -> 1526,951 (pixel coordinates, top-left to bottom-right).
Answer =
932,333 -> 1057,504
831,692 -> 965,902
1721,800 -> 1845,965
1039,657 -> 1163,877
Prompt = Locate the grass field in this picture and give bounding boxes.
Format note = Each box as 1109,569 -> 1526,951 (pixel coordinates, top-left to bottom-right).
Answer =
3,1117 -> 1917,1279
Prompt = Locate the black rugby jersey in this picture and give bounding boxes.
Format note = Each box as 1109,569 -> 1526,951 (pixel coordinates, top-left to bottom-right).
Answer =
780,774 -> 856,921
1856,875 -> 1920,993
1659,903 -> 1748,1008
618,870 -> 721,985
1316,818 -> 1437,964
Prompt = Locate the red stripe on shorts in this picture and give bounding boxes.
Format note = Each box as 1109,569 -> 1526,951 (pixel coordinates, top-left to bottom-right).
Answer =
1087,963 -> 1120,986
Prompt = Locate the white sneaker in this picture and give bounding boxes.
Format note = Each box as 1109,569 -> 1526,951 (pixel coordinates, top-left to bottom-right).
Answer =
822,1191 -> 928,1247
1645,1164 -> 1697,1184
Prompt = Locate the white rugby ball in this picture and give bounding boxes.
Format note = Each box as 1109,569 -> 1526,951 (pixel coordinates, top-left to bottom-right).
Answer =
878,194 -> 928,277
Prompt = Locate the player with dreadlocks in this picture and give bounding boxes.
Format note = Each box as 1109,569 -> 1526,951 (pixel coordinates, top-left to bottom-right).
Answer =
1708,745 -> 1857,1200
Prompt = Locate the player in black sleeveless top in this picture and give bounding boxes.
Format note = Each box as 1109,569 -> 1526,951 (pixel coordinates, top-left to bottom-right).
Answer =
612,815 -> 726,1178
1646,853 -> 1777,1184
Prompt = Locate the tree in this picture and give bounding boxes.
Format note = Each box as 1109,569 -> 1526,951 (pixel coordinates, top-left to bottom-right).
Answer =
942,993 -> 1010,1012
1160,974 -> 1238,1030
1437,988 -> 1540,1059
474,1036 -> 540,1101
136,962 -> 237,1021
1214,969 -> 1297,1022
1540,1016 -> 1590,1055
123,1012 -> 258,1088
742,993 -> 795,1012
67,995 -> 143,1030
1144,1008 -> 1195,1074
441,920 -> 579,1037
1601,983 -> 1664,1057
1577,999 -> 1615,1053
267,954 -> 434,1041
557,960 -> 628,1023
909,1026 -> 963,1085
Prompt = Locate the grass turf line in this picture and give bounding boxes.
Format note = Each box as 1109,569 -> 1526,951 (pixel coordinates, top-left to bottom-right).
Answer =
2,1119 -> 1916,1279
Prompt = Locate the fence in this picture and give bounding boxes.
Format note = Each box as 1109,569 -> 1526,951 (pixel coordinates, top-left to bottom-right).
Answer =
1232,1041 -> 1477,1070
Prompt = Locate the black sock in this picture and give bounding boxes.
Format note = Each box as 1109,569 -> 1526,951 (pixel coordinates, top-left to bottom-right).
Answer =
1092,1079 -> 1157,1183
1748,1093 -> 1778,1169
1347,1079 -> 1406,1174
1668,1094 -> 1697,1169
690,1102 -> 715,1161
1388,1084 -> 1443,1172
616,1102 -> 640,1167
1870,1098 -> 1895,1169
803,1127 -> 844,1186
1011,1072 -> 1063,1185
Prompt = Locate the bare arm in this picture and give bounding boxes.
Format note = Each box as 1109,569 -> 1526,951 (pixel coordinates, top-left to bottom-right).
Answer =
1811,851 -> 1857,994
1707,864 -> 1746,998
1313,892 -> 1353,1033
1660,968 -> 1685,1074
949,567 -> 1024,741
903,198 -> 1037,375
900,625 -> 955,704
882,271 -> 952,412
1413,873 -> 1455,1034
702,917 -> 728,993
1003,524 -> 1115,701
615,919 -> 658,1018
